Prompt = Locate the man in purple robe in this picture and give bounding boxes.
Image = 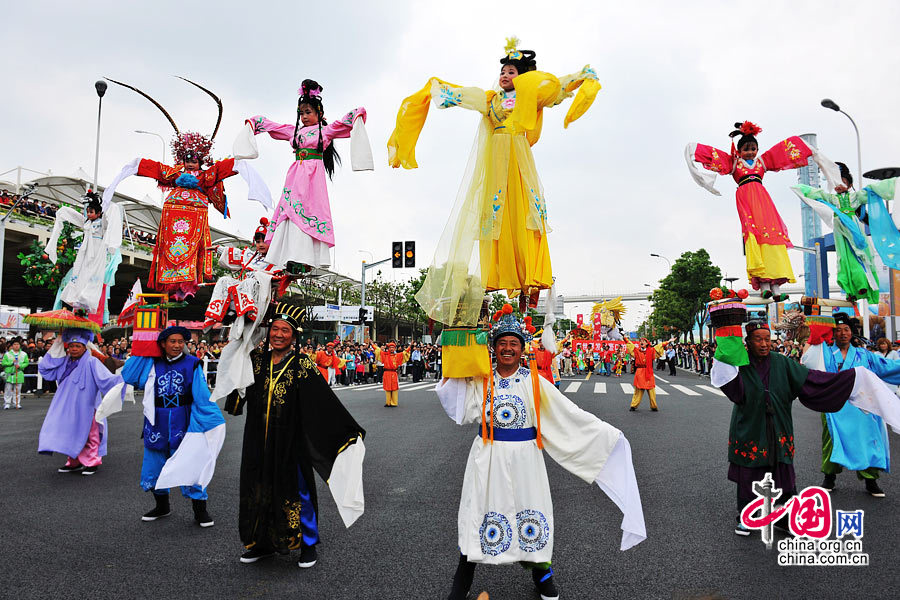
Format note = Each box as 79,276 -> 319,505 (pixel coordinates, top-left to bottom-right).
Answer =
37,328 -> 123,475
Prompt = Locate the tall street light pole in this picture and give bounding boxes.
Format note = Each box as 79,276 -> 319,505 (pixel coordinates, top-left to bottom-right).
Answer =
821,98 -> 870,338
93,80 -> 107,191
135,130 -> 167,162
821,99 -> 862,190
650,253 -> 671,269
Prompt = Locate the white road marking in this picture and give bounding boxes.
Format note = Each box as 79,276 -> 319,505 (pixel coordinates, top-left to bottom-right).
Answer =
564,382 -> 582,393
697,385 -> 725,396
655,376 -> 670,383
655,386 -> 669,395
593,382 -> 607,394
670,384 -> 701,396
620,383 -> 634,394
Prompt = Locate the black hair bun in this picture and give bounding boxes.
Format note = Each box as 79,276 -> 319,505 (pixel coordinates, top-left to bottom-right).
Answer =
301,79 -> 322,96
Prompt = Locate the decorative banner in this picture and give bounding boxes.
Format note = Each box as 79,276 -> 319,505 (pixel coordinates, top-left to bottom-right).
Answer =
576,314 -> 583,326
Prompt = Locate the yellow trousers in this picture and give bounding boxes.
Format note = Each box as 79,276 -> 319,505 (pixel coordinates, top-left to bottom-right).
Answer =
630,388 -> 657,410
384,390 -> 398,407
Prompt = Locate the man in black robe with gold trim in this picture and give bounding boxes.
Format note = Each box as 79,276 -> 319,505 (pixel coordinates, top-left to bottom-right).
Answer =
225,300 -> 366,568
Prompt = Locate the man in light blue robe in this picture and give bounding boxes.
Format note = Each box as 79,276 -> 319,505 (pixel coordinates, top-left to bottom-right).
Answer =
807,313 -> 900,497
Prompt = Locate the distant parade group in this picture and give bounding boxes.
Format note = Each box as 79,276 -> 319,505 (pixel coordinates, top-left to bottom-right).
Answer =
11,36 -> 900,600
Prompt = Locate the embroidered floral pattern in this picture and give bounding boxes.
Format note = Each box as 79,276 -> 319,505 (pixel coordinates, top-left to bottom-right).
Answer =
252,116 -> 265,134
438,86 -> 462,108
281,187 -> 331,235
283,499 -> 303,530
479,512 -> 512,556
516,509 -> 550,552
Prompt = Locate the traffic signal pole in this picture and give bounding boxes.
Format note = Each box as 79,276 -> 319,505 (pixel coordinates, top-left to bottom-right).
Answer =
360,257 -> 391,343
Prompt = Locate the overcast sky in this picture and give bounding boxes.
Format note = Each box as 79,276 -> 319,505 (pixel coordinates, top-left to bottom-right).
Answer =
3,1 -> 899,329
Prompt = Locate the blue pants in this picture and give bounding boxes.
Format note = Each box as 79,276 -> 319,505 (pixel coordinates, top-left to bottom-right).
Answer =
140,446 -> 207,500
297,465 -> 320,546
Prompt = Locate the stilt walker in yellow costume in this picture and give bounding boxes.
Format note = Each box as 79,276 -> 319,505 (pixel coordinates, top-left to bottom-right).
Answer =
388,38 -> 601,326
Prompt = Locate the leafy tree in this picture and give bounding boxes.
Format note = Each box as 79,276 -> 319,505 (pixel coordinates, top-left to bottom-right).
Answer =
18,222 -> 80,290
648,249 -> 722,342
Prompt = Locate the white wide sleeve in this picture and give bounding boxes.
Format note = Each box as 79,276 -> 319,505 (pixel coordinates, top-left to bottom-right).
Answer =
594,433 -> 647,550
848,367 -> 900,434
350,116 -> 374,172
810,147 -> 842,191
539,378 -> 621,483
800,343 -> 826,371
102,202 -> 123,251
45,206 -> 84,263
328,438 -> 366,528
710,359 -> 739,388
684,143 -> 722,196
537,378 -> 646,550
434,377 -> 483,425
232,122 -> 259,160
233,159 -> 273,210
101,158 -> 140,211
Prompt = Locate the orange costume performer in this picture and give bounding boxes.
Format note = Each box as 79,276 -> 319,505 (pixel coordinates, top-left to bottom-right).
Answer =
374,342 -> 411,407
316,342 -> 339,382
625,339 -> 665,411
532,347 -> 555,384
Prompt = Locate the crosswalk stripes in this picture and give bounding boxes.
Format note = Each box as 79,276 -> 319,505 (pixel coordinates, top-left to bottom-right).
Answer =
655,376 -> 670,384
697,385 -> 725,397
669,384 -> 701,396
405,382 -> 437,391
593,382 -> 606,394
654,386 -> 669,395
564,382 -> 582,393
619,383 -> 634,394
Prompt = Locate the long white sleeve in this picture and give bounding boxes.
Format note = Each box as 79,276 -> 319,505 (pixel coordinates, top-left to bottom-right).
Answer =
350,116 -> 374,172
45,206 -> 84,263
434,377 -> 483,425
594,434 -> 647,550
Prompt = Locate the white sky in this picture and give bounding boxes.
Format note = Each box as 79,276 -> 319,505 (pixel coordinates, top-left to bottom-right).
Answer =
3,1 -> 899,329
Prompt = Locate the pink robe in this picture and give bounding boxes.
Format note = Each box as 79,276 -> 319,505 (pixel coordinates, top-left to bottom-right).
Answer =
248,109 -> 366,250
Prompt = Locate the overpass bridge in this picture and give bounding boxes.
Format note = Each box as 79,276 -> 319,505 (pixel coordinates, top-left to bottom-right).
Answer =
536,283 -> 845,310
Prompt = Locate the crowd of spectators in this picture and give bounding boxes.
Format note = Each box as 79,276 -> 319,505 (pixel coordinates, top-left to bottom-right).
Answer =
295,340 -> 442,386
0,190 -> 57,220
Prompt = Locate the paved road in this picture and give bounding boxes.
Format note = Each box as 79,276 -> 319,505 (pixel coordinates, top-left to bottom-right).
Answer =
1,369 -> 898,599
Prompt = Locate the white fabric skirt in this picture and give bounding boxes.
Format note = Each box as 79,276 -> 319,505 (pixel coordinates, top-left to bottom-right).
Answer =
458,436 -> 554,564
265,220 -> 331,269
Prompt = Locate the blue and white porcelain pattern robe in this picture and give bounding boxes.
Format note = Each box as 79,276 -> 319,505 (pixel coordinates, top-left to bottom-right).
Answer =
435,367 -> 646,565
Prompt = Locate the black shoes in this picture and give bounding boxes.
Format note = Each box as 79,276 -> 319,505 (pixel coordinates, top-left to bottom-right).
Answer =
865,478 -> 886,498
822,473 -> 836,491
81,466 -> 99,476
447,554 -> 476,600
297,544 -> 318,568
240,546 -> 276,564
629,406 -> 636,411
192,499 -> 214,527
142,494 -> 171,521
532,567 -> 560,600
58,464 -> 84,473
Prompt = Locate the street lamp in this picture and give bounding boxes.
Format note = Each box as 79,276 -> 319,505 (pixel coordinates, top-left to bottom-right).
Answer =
650,253 -> 671,269
135,130 -> 167,162
820,98 -> 862,189
93,80 -> 107,190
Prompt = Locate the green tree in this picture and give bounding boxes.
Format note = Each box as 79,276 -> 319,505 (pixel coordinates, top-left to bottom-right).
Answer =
648,249 -> 722,342
18,222 -> 80,290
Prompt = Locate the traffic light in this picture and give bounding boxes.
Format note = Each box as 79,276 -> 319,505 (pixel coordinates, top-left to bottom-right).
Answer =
392,241 -> 402,268
358,307 -> 368,324
404,241 -> 415,268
